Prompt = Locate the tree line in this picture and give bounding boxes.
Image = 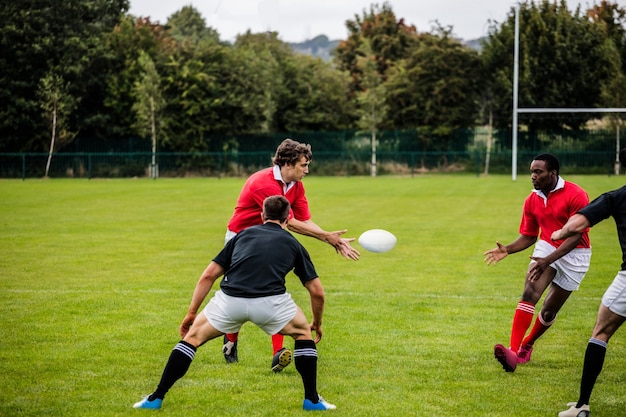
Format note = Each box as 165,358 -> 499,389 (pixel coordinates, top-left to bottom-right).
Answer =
1,0 -> 625,155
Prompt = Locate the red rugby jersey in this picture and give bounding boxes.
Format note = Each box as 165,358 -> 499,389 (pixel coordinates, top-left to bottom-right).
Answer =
519,179 -> 590,248
227,167 -> 311,233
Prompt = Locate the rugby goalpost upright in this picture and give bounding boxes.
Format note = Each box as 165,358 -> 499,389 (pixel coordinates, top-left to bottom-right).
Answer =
511,2 -> 626,181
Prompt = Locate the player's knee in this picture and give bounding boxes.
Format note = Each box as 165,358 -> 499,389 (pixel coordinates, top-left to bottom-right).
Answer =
540,310 -> 556,323
521,291 -> 540,304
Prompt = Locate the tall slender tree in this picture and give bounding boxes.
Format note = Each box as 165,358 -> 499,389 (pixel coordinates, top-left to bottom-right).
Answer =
37,72 -> 78,177
355,39 -> 388,176
132,51 -> 163,178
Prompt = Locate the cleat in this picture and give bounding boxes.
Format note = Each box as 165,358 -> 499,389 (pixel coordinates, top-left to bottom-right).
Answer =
133,396 -> 162,410
222,335 -> 238,363
271,347 -> 292,372
558,403 -> 590,417
303,395 -> 336,411
494,344 -> 517,372
517,343 -> 534,364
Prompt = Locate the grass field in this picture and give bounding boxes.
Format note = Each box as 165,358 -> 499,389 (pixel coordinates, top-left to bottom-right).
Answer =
0,174 -> 624,417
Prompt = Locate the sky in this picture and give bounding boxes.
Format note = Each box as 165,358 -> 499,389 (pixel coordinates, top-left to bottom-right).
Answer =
127,0 -> 595,43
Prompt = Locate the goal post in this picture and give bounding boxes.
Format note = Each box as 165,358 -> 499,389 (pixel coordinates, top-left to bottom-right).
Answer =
511,3 -> 626,180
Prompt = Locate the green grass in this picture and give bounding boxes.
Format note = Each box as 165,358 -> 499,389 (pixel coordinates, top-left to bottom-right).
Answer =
0,175 -> 624,417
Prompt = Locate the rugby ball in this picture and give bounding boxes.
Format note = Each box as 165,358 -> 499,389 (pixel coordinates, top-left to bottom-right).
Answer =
358,229 -> 397,253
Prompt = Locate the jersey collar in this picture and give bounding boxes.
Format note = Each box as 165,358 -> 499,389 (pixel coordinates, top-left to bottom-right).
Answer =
532,176 -> 564,203
273,165 -> 295,193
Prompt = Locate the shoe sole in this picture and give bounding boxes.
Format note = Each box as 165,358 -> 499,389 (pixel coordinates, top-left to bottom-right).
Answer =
494,344 -> 516,372
272,349 -> 292,372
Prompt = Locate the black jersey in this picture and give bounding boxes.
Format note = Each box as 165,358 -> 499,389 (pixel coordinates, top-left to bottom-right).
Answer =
213,222 -> 318,298
579,185 -> 626,270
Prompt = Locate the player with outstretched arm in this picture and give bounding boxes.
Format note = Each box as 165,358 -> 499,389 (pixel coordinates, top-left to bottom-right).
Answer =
484,153 -> 591,372
133,196 -> 336,411
222,138 -> 359,372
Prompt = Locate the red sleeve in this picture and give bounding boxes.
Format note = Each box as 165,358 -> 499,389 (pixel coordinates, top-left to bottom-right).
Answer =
569,184 -> 589,217
519,194 -> 539,237
288,183 -> 311,221
227,169 -> 284,233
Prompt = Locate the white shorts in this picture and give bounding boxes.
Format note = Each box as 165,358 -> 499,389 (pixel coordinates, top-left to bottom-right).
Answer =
602,271 -> 626,317
203,290 -> 297,335
531,240 -> 591,291
225,229 -> 237,245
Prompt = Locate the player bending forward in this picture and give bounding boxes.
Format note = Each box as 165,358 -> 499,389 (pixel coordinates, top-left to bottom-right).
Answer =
133,195 -> 336,412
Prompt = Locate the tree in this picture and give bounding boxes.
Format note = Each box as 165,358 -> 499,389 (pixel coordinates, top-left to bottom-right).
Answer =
355,39 -> 388,176
0,0 -> 129,152
587,2 -> 626,174
166,5 -> 219,44
277,53 -> 354,132
159,12 -> 230,152
588,1 -> 626,74
37,72 -> 78,177
588,1 -> 626,109
334,1 -> 482,153
224,31 -> 354,137
101,15 -> 170,141
482,0 -> 621,131
385,28 -> 482,133
132,51 -> 164,178
334,2 -> 417,96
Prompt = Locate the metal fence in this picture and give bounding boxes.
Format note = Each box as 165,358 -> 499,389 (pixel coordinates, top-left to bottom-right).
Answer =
1,126 -> 621,178
0,149 -> 619,179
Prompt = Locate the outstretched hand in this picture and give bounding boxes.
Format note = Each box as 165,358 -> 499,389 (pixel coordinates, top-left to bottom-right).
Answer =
327,230 -> 360,260
483,241 -> 508,266
179,313 -> 197,338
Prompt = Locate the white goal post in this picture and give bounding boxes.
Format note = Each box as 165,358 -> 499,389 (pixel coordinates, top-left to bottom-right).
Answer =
511,3 -> 626,180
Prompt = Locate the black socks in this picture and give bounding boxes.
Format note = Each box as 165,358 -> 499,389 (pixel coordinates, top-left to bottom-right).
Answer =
150,340 -> 197,400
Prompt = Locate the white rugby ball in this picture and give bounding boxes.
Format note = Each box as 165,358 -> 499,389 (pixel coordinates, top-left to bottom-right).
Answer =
358,229 -> 397,253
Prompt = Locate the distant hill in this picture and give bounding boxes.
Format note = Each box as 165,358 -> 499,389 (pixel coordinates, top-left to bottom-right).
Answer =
288,35 -> 340,61
464,38 -> 484,51
289,34 -> 484,62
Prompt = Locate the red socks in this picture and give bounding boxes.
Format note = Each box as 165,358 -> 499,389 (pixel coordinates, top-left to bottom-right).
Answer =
522,313 -> 555,346
510,301 -> 535,352
272,333 -> 285,354
226,333 -> 284,355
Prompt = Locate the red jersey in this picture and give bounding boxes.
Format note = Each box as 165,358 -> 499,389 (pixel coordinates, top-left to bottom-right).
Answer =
519,178 -> 590,248
227,166 -> 311,233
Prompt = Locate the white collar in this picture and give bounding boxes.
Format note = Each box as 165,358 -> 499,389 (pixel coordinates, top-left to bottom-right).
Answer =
532,176 -> 564,202
273,165 -> 295,193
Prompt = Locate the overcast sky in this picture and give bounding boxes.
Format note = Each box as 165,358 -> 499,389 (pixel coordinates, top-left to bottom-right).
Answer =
128,0 -> 593,42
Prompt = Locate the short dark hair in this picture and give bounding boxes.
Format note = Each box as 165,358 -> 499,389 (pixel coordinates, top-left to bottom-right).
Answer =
620,148 -> 626,168
533,153 -> 560,176
263,195 -> 290,223
272,138 -> 312,167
